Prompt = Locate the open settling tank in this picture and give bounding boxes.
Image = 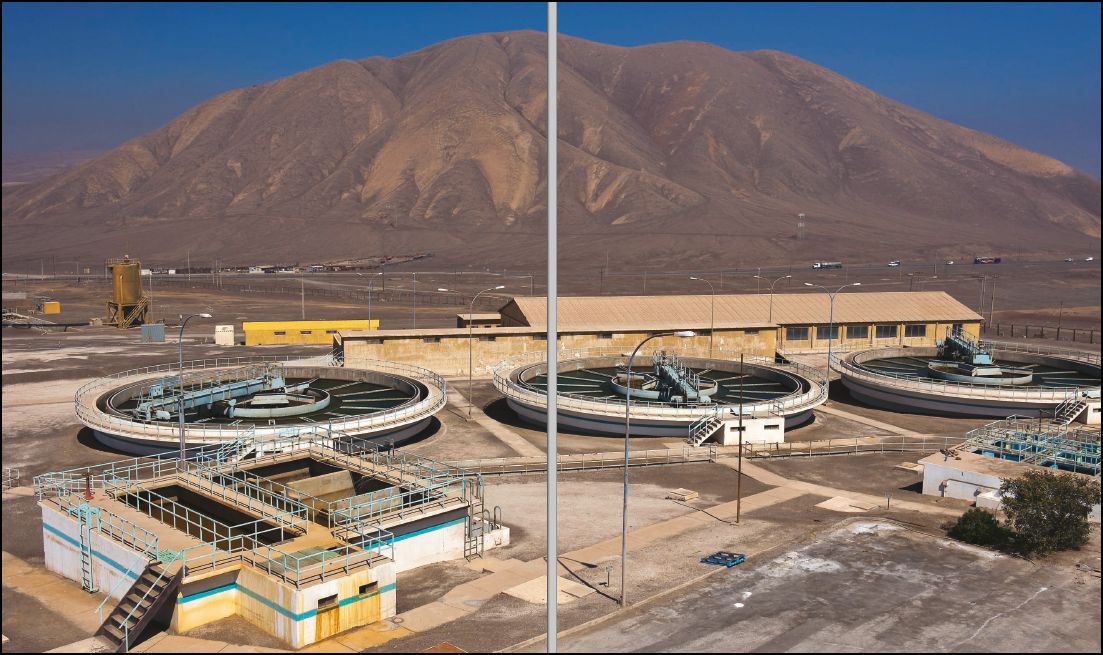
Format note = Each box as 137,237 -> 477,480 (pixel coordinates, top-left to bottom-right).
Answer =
76,353 -> 446,454
836,329 -> 1101,422
494,347 -> 828,444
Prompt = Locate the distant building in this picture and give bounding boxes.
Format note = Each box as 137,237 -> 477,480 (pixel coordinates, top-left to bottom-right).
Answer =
337,291 -> 984,376
244,319 -> 379,345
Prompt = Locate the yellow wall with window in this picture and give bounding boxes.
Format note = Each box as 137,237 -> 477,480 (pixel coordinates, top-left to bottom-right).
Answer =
243,320 -> 378,346
779,320 -> 981,352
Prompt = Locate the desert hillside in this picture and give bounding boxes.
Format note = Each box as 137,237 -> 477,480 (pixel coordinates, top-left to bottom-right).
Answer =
3,31 -> 1099,268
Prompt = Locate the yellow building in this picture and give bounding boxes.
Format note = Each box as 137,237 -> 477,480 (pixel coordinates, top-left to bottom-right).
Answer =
243,320 -> 378,346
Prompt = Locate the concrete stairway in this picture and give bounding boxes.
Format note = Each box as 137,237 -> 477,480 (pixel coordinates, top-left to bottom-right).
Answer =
94,562 -> 181,652
687,414 -> 724,447
1054,398 -> 1087,425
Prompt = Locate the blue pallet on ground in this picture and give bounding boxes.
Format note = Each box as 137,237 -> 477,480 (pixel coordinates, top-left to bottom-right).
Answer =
701,551 -> 746,567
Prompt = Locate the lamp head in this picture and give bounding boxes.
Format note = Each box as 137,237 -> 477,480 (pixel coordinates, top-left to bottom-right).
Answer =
198,313 -> 213,319
494,285 -> 505,290
851,282 -> 862,287
437,288 -> 449,292
673,330 -> 695,338
803,282 -> 815,287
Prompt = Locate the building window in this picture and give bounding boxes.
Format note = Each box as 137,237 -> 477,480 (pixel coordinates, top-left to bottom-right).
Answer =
478,335 -> 496,342
815,326 -> 839,340
785,327 -> 809,341
598,332 -> 613,340
875,325 -> 897,339
300,330 -> 312,335
423,337 -> 441,343
952,323 -> 964,335
744,329 -> 760,336
326,330 -> 337,334
904,324 -> 927,338
358,583 -> 376,597
846,325 -> 869,340
318,594 -> 338,609
273,331 -> 286,336
365,338 -> 383,345
533,334 -> 547,341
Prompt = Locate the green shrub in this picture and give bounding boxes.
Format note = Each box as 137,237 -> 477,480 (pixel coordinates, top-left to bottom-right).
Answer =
1000,470 -> 1101,557
948,508 -> 1007,547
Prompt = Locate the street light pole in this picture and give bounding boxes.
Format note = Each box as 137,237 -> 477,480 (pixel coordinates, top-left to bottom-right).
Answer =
689,277 -> 715,358
178,313 -> 212,463
804,282 -> 861,368
355,273 -> 381,326
621,330 -> 695,607
468,285 -> 506,420
754,274 -> 791,324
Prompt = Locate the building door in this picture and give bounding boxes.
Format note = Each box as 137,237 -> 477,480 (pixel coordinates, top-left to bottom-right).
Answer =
315,594 -> 340,642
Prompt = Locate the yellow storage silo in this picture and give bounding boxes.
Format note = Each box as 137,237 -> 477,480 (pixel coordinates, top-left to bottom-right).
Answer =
111,258 -> 143,305
105,256 -> 149,328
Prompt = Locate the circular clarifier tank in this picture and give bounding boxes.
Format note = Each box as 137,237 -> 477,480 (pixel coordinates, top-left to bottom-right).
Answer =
494,348 -> 828,439
76,354 -> 447,454
836,343 -> 1101,418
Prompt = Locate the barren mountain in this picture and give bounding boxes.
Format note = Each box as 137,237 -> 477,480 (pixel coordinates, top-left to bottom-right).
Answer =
3,31 -> 1099,269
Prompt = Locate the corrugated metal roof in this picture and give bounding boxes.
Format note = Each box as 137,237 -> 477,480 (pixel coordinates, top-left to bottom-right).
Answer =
503,291 -> 982,331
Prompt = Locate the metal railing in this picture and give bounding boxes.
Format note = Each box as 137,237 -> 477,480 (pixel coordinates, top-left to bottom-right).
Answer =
492,347 -> 828,420
178,534 -> 394,589
2,466 -> 20,491
176,461 -> 310,532
981,339 -> 1101,366
446,436 -> 970,475
446,446 -> 718,476
961,416 -> 1100,474
110,481 -> 291,549
39,493 -> 161,560
735,435 -> 963,459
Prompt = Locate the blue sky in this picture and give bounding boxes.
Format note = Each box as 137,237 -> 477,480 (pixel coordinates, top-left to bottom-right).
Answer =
3,2 -> 1099,175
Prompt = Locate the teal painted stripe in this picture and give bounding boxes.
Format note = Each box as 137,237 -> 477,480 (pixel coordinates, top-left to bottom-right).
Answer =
180,581 -> 396,622
43,522 -> 143,581
177,581 -> 236,604
391,516 -> 466,543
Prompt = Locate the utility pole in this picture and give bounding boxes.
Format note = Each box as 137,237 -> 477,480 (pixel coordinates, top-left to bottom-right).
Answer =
736,353 -> 744,523
989,276 -> 997,325
301,275 -> 306,320
546,3 -> 559,648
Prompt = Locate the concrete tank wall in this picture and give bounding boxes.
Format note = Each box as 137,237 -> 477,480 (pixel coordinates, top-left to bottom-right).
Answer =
41,504 -> 149,602
173,561 -> 397,649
